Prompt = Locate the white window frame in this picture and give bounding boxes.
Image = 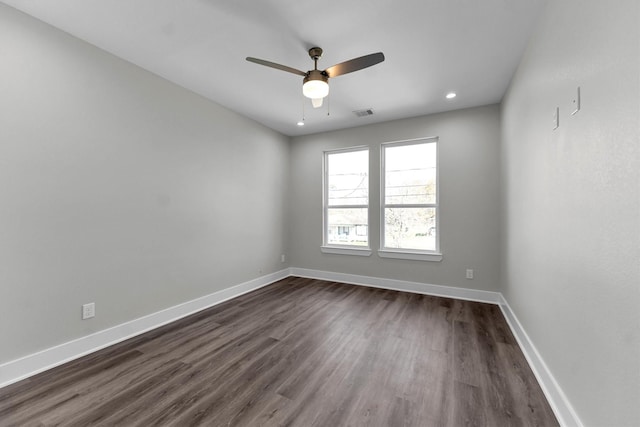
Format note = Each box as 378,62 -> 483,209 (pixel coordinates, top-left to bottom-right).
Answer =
321,146 -> 372,257
379,137 -> 442,262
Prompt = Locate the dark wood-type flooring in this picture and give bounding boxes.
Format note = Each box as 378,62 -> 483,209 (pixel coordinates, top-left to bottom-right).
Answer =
0,277 -> 559,426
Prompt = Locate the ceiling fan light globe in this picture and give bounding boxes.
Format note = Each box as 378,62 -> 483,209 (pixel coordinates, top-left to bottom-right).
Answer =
303,80 -> 329,99
311,97 -> 324,108
303,70 -> 329,99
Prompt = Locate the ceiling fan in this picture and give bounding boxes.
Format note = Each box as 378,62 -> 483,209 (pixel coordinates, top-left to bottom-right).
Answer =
246,47 -> 385,108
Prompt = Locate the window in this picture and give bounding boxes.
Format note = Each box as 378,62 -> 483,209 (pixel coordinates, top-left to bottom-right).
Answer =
322,147 -> 370,256
380,138 -> 441,260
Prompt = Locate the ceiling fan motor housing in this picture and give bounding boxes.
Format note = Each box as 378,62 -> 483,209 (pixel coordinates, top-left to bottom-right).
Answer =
308,47 -> 323,60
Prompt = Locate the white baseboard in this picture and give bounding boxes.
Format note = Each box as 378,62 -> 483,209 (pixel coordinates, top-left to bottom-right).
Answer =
0,267 -> 583,427
0,269 -> 290,389
498,296 -> 583,427
290,267 -> 502,304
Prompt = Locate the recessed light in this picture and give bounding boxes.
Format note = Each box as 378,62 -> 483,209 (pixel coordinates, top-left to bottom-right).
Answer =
297,121 -> 305,126
446,92 -> 457,99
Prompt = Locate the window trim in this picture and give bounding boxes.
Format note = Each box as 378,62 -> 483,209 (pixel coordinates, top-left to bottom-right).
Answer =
379,137 -> 441,260
322,146 -> 370,254
320,246 -> 373,256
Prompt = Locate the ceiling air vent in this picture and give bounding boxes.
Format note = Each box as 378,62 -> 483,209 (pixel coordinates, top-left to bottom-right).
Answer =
353,108 -> 374,117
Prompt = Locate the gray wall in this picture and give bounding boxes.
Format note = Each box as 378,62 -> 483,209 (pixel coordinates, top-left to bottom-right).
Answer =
290,105 -> 501,291
0,4 -> 290,364
500,0 -> 640,425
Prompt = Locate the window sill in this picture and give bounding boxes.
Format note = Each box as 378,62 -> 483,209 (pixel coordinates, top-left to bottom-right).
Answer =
378,249 -> 443,262
321,246 -> 372,257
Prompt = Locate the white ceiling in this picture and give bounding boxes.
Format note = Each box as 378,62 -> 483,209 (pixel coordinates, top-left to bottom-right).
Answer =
2,0 -> 545,137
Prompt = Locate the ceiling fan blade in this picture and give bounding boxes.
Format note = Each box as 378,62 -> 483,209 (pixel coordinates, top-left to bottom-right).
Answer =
246,57 -> 307,77
324,52 -> 385,78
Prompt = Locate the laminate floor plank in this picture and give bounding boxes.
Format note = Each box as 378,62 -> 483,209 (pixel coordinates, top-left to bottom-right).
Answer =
485,304 -> 518,345
136,337 -> 282,427
473,307 -> 503,376
453,320 -> 484,387
495,342 -> 557,426
453,381 -> 486,427
0,350 -> 143,417
481,371 -> 524,427
0,277 -> 559,427
402,347 -> 453,426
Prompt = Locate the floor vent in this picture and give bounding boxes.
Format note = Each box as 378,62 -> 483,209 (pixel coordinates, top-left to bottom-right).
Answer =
353,108 -> 374,117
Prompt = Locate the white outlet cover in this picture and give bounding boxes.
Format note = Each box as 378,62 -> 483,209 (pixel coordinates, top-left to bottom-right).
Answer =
82,302 -> 95,319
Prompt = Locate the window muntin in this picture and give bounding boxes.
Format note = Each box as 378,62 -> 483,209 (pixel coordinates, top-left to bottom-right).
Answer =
381,138 -> 438,253
324,148 -> 369,247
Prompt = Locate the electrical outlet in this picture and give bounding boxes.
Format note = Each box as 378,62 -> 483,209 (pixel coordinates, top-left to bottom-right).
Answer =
466,269 -> 474,280
82,302 -> 95,320
281,254 -> 286,263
